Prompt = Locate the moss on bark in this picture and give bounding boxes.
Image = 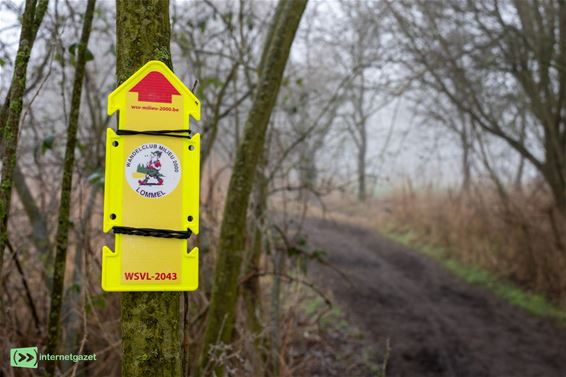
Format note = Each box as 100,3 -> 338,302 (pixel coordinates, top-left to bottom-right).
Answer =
44,1 -> 96,375
121,292 -> 181,376
242,158 -> 269,376
116,1 -> 181,376
198,0 -> 308,374
0,0 -> 48,306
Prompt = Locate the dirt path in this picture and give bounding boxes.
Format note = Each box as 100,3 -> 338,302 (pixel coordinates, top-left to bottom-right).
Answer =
305,217 -> 566,377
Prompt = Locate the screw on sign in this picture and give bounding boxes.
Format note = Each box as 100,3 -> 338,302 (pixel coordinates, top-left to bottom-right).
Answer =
102,60 -> 200,291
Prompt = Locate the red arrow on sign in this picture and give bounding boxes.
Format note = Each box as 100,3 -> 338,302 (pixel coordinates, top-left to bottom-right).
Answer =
129,71 -> 180,103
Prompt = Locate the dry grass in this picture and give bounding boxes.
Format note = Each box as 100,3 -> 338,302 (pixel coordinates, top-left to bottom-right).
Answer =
380,184 -> 566,303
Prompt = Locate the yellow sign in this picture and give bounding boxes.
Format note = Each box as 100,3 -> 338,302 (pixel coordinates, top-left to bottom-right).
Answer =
102,60 -> 200,291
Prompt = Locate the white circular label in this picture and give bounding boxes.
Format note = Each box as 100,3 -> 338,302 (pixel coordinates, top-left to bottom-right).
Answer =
125,143 -> 181,199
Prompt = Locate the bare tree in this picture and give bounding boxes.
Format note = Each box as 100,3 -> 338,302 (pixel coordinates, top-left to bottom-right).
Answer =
45,1 -> 96,375
329,1 -> 389,201
198,1 -> 308,374
386,0 -> 566,212
0,0 -> 48,307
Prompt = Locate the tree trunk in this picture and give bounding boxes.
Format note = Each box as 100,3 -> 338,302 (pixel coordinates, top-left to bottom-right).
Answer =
13,166 -> 50,251
460,126 -> 471,192
270,247 -> 284,376
358,125 -> 367,201
62,184 -> 98,374
543,162 -> 566,215
0,0 -> 50,256
45,1 -> 96,374
0,132 -> 50,256
0,98 -> 48,253
542,126 -> 566,215
198,0 -> 308,374
243,155 -> 268,376
0,0 -> 48,306
355,69 -> 368,202
116,1 -> 182,376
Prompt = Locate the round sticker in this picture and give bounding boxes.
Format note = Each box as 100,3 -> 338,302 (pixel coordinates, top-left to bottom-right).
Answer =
125,143 -> 181,199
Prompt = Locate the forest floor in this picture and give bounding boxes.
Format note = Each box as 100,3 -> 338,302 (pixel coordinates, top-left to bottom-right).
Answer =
304,217 -> 566,377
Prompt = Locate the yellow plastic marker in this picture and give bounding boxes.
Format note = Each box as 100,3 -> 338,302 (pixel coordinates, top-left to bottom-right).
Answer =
102,60 -> 200,291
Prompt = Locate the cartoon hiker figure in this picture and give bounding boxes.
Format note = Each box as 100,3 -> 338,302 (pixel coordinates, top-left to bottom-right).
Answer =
137,151 -> 165,185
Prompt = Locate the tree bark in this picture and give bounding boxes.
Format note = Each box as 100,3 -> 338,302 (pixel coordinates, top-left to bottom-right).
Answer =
116,1 -> 182,376
242,155 -> 268,376
62,183 -> 98,374
460,120 -> 471,192
357,125 -> 367,201
1,104 -> 50,254
198,0 -> 308,374
0,145 -> 50,255
0,0 -> 48,306
13,164 -> 50,251
45,0 -> 96,375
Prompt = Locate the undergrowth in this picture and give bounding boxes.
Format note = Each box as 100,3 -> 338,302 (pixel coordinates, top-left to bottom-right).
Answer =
370,184 -> 566,306
297,294 -> 386,376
